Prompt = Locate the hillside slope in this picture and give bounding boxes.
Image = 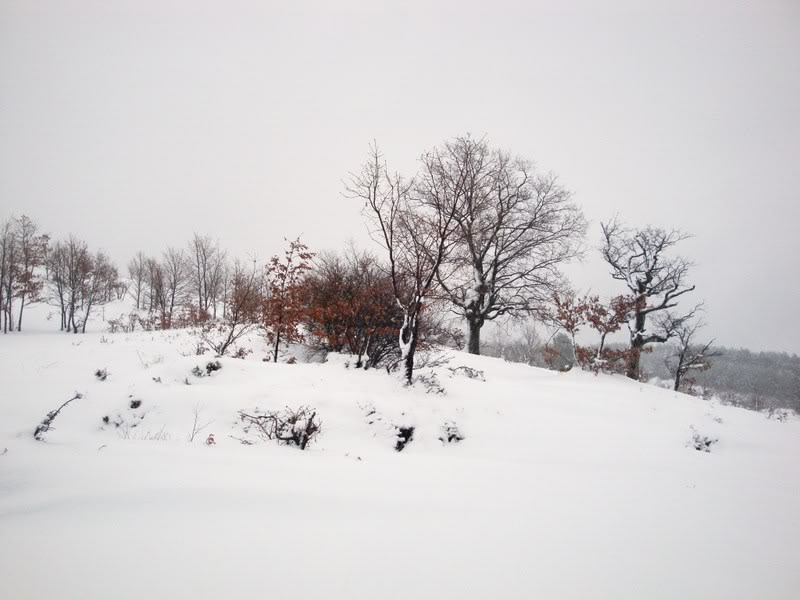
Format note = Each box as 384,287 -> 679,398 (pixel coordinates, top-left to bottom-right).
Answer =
1,305 -> 798,599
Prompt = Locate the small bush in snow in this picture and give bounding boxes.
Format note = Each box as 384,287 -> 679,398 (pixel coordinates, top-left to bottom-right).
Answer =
232,346 -> 251,360
191,365 -> 205,378
416,373 -> 445,395
238,406 -> 321,450
94,368 -> 109,381
129,399 -> 142,409
439,421 -> 464,444
395,426 -> 415,452
205,360 -> 223,375
448,366 -> 485,381
118,425 -> 170,441
766,407 -> 790,422
689,426 -> 718,452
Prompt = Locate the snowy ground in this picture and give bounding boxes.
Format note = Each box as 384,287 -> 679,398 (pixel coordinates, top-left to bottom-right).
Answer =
1,304 -> 798,599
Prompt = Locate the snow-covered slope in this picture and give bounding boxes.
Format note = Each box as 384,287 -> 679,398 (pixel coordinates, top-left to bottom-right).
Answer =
1,305 -> 798,599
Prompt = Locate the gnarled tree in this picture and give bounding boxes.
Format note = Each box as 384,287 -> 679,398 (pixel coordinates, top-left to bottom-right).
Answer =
601,219 -> 698,380
662,313 -> 720,392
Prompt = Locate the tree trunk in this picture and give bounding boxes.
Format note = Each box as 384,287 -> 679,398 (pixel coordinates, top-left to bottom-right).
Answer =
402,318 -> 420,384
17,293 -> 25,331
403,335 -> 417,384
626,296 -> 647,380
626,344 -> 641,380
272,331 -> 281,363
467,318 -> 482,355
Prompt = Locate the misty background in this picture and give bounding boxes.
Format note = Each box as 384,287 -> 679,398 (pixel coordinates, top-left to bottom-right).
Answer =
1,0 -> 798,353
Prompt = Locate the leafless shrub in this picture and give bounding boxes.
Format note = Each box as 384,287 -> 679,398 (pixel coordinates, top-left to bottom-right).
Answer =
448,366 -> 485,381
415,373 -> 445,394
94,368 -> 109,381
766,407 -> 790,422
439,421 -> 464,444
188,403 -> 215,442
237,406 -> 321,450
118,425 -> 170,441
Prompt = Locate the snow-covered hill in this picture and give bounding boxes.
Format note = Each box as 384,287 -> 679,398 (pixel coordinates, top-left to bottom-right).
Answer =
1,305 -> 798,599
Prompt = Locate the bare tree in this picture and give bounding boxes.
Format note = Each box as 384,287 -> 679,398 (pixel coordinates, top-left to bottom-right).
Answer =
189,234 -> 227,319
188,402 -> 214,442
154,248 -> 189,328
346,143 -> 461,383
60,236 -> 90,333
13,215 -> 48,331
663,314 -> 721,392
127,251 -> 147,310
45,236 -> 118,333
431,136 -> 586,354
76,250 -> 119,333
201,260 -> 260,356
0,218 -> 18,333
46,240 -> 69,330
601,219 -> 698,380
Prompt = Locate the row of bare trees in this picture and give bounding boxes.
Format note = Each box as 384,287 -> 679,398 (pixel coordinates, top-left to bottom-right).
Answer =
48,236 -> 122,333
127,234 -> 230,327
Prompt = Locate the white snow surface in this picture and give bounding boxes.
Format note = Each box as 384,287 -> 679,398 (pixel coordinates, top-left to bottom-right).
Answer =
1,303 -> 799,599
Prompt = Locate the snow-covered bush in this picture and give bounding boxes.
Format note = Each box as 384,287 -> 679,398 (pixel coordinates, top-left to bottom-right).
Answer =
232,346 -> 251,360
439,421 -> 464,444
689,426 -> 718,452
766,407 -> 790,422
238,407 -> 321,450
94,368 -> 109,381
395,426 -> 414,451
416,373 -> 445,394
205,360 -> 222,375
191,361 -> 222,378
448,366 -> 485,381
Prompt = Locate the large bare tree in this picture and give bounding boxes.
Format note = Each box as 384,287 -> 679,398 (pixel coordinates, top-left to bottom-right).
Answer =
601,219 -> 698,380
431,136 -> 586,354
346,144 -> 462,383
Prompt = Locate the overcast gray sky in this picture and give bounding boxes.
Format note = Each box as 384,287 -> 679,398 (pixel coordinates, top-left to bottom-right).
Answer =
1,0 -> 798,353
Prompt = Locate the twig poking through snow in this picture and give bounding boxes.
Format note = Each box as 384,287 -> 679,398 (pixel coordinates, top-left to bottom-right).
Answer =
34,392 -> 83,441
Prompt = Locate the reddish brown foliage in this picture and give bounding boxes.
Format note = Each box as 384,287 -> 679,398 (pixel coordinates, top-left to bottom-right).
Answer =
303,250 -> 403,368
263,238 -> 314,362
